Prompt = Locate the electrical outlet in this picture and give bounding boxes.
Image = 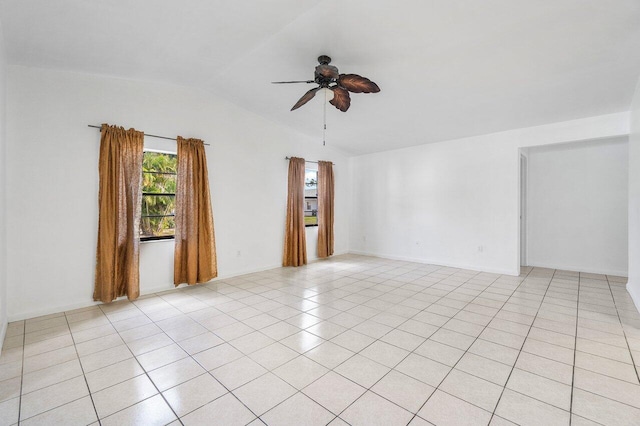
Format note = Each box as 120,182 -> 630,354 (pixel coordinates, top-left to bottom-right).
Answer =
236,250 -> 241,257
478,245 -> 484,252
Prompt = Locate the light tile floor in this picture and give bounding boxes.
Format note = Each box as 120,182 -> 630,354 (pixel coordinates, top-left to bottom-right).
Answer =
1,254 -> 640,425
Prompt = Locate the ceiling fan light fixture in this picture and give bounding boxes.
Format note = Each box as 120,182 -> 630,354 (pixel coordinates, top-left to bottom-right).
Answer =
321,87 -> 335,101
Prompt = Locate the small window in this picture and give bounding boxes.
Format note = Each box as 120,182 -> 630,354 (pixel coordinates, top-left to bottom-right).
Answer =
304,168 -> 318,227
140,151 -> 177,241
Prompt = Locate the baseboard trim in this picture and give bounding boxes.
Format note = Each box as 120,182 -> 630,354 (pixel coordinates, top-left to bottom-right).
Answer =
525,261 -> 627,277
348,250 -> 519,276
0,320 -> 7,354
7,252 -> 351,322
8,299 -> 103,322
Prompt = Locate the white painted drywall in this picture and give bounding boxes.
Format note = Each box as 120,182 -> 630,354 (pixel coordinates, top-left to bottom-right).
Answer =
526,138 -> 628,276
0,20 -> 7,349
5,66 -> 351,320
629,77 -> 640,311
349,113 -> 629,275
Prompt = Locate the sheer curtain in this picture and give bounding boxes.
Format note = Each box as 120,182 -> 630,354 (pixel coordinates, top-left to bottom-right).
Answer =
283,157 -> 307,266
317,160 -> 335,258
94,124 -> 144,303
174,137 -> 218,285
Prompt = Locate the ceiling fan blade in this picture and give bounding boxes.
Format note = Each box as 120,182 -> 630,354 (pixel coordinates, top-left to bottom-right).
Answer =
337,74 -> 380,93
291,87 -> 320,111
329,86 -> 351,112
272,80 -> 315,84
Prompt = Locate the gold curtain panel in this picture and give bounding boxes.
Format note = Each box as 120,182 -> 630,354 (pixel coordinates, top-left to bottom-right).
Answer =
94,124 -> 144,303
174,137 -> 218,285
317,160 -> 335,258
283,157 -> 307,266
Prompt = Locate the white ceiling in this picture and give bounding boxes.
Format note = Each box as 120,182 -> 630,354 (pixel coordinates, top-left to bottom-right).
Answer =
1,0 -> 640,154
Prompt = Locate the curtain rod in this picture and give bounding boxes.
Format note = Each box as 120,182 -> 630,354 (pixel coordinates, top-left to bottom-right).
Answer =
285,156 -> 334,165
88,125 -> 210,146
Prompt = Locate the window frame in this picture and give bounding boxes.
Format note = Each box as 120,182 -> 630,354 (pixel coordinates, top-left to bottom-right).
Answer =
140,149 -> 177,242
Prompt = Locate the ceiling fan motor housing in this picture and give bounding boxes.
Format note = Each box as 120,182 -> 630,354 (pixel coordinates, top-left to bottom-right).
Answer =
315,66 -> 338,87
314,56 -> 339,87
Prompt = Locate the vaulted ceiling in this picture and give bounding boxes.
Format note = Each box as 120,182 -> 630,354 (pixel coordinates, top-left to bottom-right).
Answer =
1,0 -> 640,154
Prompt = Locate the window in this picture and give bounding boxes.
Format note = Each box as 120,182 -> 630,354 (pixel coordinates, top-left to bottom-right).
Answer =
304,168 -> 318,226
140,151 -> 177,241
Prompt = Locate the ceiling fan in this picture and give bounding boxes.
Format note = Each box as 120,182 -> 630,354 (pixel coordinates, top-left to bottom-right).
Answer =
273,55 -> 380,112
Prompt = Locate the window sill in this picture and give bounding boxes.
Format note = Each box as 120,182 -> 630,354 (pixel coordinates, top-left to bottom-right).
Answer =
140,236 -> 175,243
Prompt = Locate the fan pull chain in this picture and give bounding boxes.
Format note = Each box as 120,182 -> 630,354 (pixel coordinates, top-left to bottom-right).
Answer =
323,89 -> 327,146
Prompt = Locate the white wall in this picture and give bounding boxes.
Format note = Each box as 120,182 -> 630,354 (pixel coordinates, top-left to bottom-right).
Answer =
5,66 -> 351,320
526,138 -> 628,275
0,20 -> 8,349
350,112 -> 629,275
629,77 -> 640,310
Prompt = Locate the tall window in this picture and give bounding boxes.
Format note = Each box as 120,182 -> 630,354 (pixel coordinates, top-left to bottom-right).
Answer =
304,168 -> 318,226
140,151 -> 177,241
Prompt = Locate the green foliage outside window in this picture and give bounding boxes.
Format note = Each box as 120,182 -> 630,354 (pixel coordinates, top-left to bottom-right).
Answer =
141,152 -> 177,239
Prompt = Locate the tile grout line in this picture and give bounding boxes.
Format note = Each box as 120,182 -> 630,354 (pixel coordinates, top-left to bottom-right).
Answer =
146,290 -> 278,423
297,268 -> 510,423
16,322 -> 26,425
126,292 -> 299,424
403,273 -> 513,425
14,321 -> 90,424
204,266 -> 568,423
316,268 -> 482,422
326,268 -> 494,421
253,266 -> 482,423
240,265 -> 463,422
98,302 -> 191,425
407,268 -> 539,425
604,275 -> 640,384
130,272 -> 355,423
567,271 -> 582,425
486,267 -> 555,425
63,312 -> 103,426
18,279 -> 612,425
5,258 -> 639,426
385,275 -> 635,414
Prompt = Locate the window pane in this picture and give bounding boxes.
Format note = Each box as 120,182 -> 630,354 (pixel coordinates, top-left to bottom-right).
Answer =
142,152 -> 177,192
304,214 -> 318,226
143,173 -> 176,193
140,215 -> 175,239
142,194 -> 175,214
304,168 -> 318,226
140,151 -> 177,239
304,195 -> 318,226
305,169 -> 317,200
143,152 -> 177,174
